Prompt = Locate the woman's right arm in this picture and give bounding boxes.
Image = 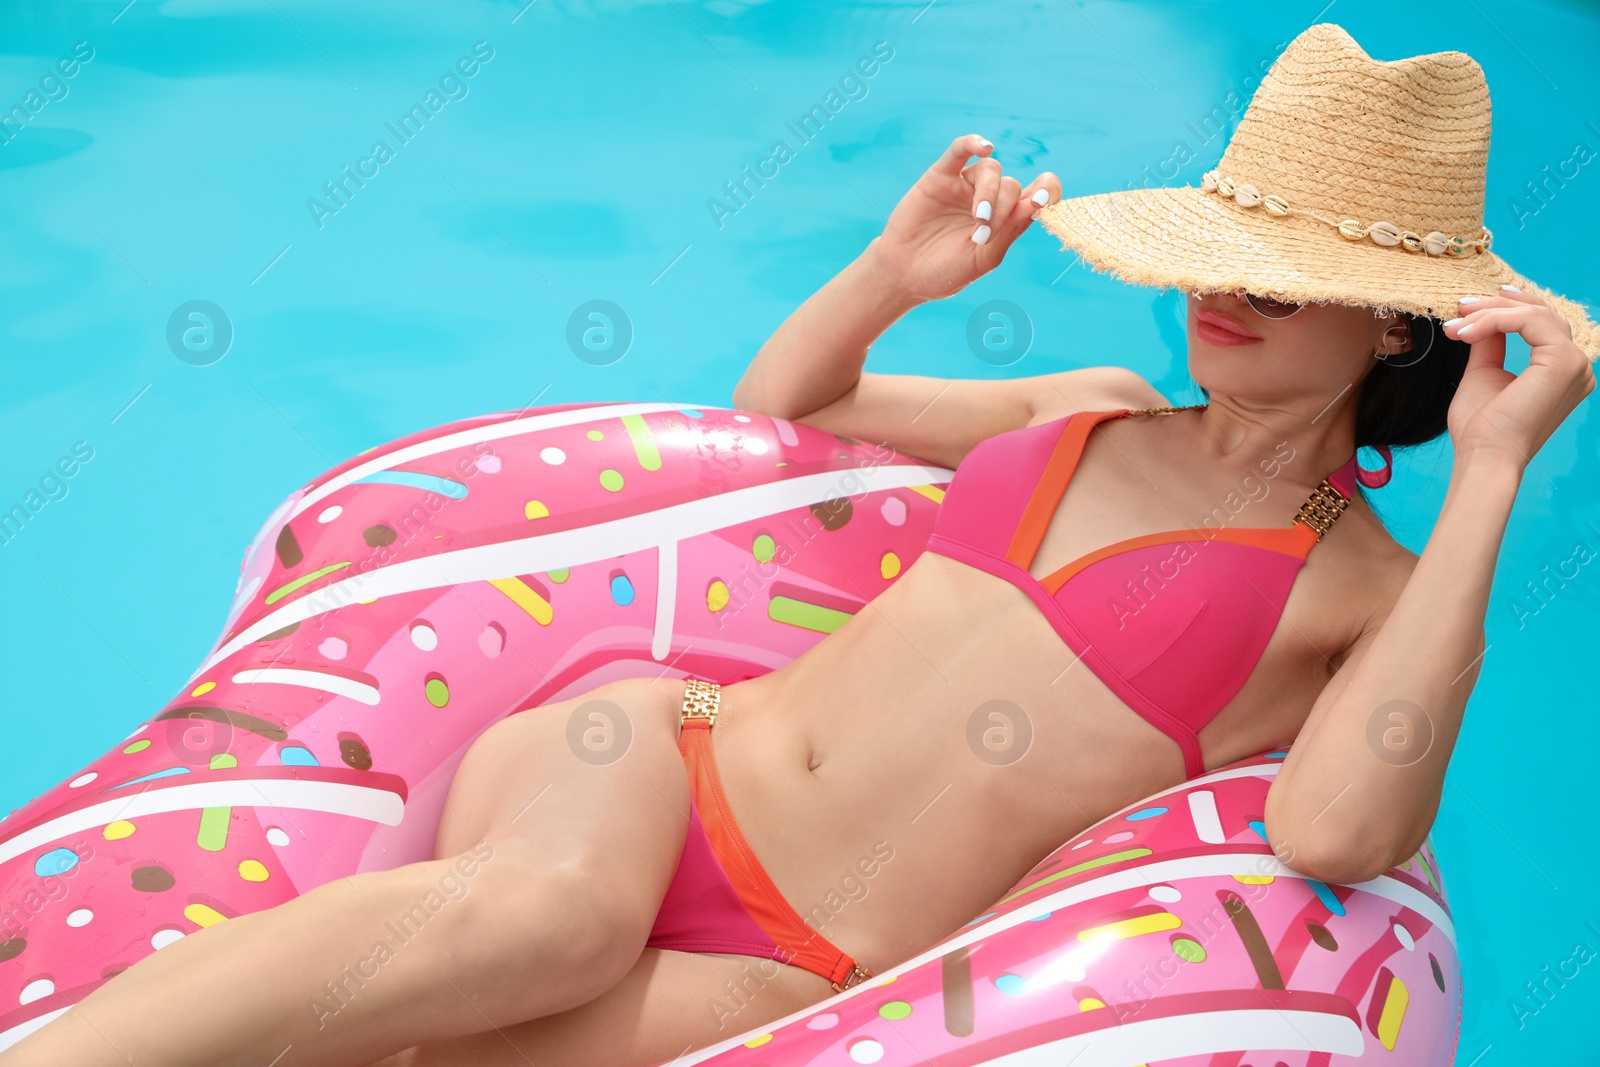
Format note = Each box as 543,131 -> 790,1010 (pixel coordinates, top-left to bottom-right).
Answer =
766,364 -> 1163,471
732,134 -> 1163,469
731,242 -> 920,424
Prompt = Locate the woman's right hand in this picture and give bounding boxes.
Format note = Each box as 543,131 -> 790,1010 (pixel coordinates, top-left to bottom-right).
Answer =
868,133 -> 1061,304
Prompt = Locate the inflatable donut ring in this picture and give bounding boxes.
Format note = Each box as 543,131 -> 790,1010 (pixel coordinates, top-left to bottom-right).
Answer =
0,401 -> 1459,1064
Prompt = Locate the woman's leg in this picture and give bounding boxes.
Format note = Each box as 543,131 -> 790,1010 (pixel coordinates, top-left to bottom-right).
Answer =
375,947 -> 835,1067
1,678 -> 692,1067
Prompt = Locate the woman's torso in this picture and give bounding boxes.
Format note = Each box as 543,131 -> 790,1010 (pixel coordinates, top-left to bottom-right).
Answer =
705,403 -> 1408,975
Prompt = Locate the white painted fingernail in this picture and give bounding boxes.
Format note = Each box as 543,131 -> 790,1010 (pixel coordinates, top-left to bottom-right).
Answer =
1500,284 -> 1521,292
976,200 -> 992,221
1032,189 -> 1050,206
1458,322 -> 1477,335
972,224 -> 992,245
1444,317 -> 1464,327
1458,296 -> 1481,304
975,137 -> 992,149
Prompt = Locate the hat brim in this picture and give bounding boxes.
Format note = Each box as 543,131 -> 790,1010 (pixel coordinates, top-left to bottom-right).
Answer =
1036,187 -> 1600,360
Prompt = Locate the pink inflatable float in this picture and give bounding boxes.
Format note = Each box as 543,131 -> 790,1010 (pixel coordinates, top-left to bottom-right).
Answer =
0,401 -> 1459,1063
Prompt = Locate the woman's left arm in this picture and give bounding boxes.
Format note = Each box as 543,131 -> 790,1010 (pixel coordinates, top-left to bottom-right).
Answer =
1265,287 -> 1597,885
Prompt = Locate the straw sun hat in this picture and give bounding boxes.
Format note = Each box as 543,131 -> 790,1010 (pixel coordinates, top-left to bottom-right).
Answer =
1036,23 -> 1600,359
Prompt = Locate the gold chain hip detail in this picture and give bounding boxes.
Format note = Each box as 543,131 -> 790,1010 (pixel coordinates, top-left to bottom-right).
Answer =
681,678 -> 721,725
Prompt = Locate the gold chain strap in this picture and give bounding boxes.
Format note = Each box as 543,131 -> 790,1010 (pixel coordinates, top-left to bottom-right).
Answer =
681,678 -> 721,725
1291,482 -> 1352,540
1121,401 -> 1351,541
1122,403 -> 1209,417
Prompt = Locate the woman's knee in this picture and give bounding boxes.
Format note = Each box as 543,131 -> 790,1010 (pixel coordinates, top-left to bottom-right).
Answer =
446,841 -> 656,1013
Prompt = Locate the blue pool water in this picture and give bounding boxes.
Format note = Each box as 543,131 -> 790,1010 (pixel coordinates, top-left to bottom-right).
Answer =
2,0 -> 1597,1059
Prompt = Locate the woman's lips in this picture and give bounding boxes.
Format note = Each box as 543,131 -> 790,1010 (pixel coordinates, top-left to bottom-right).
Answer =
1195,308 -> 1263,346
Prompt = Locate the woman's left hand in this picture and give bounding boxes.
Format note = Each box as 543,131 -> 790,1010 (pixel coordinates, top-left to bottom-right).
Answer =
1441,287 -> 1596,471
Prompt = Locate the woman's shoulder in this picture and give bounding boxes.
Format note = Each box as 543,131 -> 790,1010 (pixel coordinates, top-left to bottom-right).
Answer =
1332,496 -> 1420,610
1025,368 -> 1170,427
1309,500 -> 1417,672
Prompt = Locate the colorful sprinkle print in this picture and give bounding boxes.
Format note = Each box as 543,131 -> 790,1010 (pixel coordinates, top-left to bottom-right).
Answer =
488,576 -> 553,625
33,848 -> 78,877
264,562 -> 351,605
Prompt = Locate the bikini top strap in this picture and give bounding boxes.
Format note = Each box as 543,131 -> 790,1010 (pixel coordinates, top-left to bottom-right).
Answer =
1297,449 -> 1380,542
1005,409 -> 1128,569
1325,442 -> 1394,498
1327,454 -> 1362,500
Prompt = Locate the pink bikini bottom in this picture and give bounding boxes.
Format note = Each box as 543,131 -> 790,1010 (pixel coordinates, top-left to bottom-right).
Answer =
642,678 -> 871,992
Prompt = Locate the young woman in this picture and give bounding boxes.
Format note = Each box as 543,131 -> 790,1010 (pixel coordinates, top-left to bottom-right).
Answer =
9,23 -> 1594,1067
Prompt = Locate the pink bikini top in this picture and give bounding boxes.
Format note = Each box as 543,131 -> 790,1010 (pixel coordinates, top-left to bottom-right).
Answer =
923,405 -> 1387,779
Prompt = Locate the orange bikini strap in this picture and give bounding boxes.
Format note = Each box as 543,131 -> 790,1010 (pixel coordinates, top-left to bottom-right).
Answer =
1005,410 -> 1125,570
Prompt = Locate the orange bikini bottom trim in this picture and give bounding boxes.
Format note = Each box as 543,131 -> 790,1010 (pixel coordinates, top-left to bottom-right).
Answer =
677,717 -> 871,991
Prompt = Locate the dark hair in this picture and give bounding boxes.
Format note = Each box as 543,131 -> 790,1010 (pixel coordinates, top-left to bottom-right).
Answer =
1198,313 -> 1471,450
1350,314 -> 1472,449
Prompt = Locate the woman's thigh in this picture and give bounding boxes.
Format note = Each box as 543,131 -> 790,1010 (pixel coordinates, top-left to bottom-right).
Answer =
437,674 -> 686,874
425,676 -> 695,1015
379,948 -> 835,1067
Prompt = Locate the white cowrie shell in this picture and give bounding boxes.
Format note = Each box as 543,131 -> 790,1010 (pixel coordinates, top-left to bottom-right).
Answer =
1368,221 -> 1402,247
